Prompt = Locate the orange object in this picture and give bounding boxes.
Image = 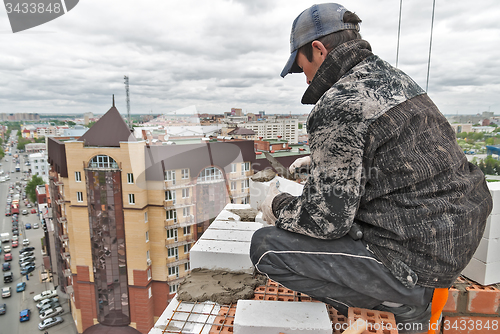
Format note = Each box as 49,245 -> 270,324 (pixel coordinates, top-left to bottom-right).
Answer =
427,288 -> 449,334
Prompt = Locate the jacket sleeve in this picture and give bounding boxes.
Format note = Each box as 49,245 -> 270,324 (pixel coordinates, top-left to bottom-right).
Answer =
273,114 -> 367,240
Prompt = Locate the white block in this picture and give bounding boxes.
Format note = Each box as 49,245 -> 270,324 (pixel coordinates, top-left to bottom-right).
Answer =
233,300 -> 331,334
487,182 -> 500,215
200,229 -> 256,243
250,176 -> 304,210
190,239 -> 254,273
215,209 -> 241,221
210,220 -> 263,231
473,237 -> 500,263
462,257 -> 500,285
484,215 -> 500,239
224,203 -> 253,210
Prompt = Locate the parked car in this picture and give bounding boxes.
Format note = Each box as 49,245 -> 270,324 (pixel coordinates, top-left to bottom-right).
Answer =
2,263 -> 10,271
36,297 -> 59,309
3,254 -> 12,261
19,308 -> 30,322
33,290 -> 58,302
19,251 -> 34,257
39,301 -> 61,314
19,246 -> 35,253
11,240 -> 18,248
1,287 -> 11,298
26,203 -> 32,208
2,246 -> 10,253
20,261 -> 35,268
21,265 -> 35,275
22,239 -> 29,246
33,222 -> 39,229
0,303 -> 6,315
22,210 -> 28,215
16,282 -> 26,292
12,230 -> 18,236
38,316 -> 64,330
39,306 -> 63,320
25,223 -> 31,229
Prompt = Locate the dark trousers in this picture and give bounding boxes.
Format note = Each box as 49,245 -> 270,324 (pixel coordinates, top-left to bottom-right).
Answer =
250,226 -> 433,315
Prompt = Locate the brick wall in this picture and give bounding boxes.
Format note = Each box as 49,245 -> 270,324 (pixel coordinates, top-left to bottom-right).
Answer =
441,276 -> 500,334
131,269 -> 154,333
74,266 -> 97,332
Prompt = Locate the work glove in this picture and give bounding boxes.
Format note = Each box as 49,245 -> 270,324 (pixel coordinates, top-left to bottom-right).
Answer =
258,179 -> 281,225
288,156 -> 311,175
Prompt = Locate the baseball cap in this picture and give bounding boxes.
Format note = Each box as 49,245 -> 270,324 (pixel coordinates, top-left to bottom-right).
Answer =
281,3 -> 359,78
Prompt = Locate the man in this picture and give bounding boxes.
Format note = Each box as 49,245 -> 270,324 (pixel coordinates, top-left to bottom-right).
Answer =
250,3 -> 492,334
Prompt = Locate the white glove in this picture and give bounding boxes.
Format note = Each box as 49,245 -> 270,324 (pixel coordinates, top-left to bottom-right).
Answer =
258,179 -> 281,225
289,156 -> 311,174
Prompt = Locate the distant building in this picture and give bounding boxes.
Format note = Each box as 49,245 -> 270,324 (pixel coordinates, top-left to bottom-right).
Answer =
449,124 -> 473,134
29,152 -> 49,183
25,143 -> 47,153
237,118 -> 299,144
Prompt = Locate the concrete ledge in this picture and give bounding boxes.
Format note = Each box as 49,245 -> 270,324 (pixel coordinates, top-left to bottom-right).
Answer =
233,300 -> 331,334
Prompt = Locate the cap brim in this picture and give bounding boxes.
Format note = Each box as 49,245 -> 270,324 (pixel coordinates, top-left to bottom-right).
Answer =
280,49 -> 303,78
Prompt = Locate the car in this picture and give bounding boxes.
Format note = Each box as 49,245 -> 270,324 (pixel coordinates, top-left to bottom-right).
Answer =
19,250 -> 34,257
1,287 -> 11,298
3,246 -> 10,253
11,240 -> 18,248
3,254 -> 11,261
0,303 -> 6,315
20,265 -> 35,275
22,210 -> 28,215
36,297 -> 59,309
19,254 -> 35,262
12,230 -> 18,236
20,261 -> 35,268
11,226 -> 18,232
27,203 -> 32,208
20,246 -> 35,253
20,308 -> 30,322
39,301 -> 61,314
39,306 -> 63,320
16,282 -> 26,292
25,223 -> 31,229
2,263 -> 10,271
22,239 -> 29,246
33,223 -> 39,229
38,316 -> 64,330
33,289 -> 58,302
31,209 -> 37,214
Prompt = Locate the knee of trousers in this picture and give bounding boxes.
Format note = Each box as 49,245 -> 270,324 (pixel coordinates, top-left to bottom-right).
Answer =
249,226 -> 275,266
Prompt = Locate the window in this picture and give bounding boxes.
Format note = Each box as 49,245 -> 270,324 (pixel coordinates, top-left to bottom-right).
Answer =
88,155 -> 118,169
147,250 -> 150,261
168,246 -> 178,259
147,268 -> 152,280
184,262 -> 190,271
183,207 -> 190,217
75,171 -> 81,182
182,188 -> 189,198
181,168 -> 189,179
231,163 -> 237,173
167,228 -> 178,241
165,190 -> 176,204
145,211 -> 148,223
166,209 -> 177,222
127,173 -> 134,184
231,181 -> 236,191
169,284 -> 178,294
184,244 -> 190,254
146,231 -> 149,243
241,162 -> 250,175
241,179 -> 249,190
168,266 -> 179,278
77,191 -> 83,202
148,287 -> 152,298
197,167 -> 223,182
165,170 -> 176,184
128,194 -> 135,204
183,226 -> 191,235
242,196 -> 250,204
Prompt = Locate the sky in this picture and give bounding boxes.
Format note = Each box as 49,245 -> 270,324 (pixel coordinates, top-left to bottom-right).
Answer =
1,0 -> 499,116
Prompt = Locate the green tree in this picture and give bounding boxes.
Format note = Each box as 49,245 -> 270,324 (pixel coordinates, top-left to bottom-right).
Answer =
0,147 -> 4,160
35,136 -> 46,143
26,175 -> 45,204
17,137 -> 31,150
87,121 -> 96,128
67,121 -> 76,126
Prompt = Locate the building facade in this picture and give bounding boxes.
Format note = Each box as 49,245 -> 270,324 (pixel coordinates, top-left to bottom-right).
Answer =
47,104 -> 256,334
237,118 -> 299,144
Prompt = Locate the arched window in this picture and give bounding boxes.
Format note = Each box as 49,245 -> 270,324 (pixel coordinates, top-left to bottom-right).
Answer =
88,155 -> 119,169
197,166 -> 223,182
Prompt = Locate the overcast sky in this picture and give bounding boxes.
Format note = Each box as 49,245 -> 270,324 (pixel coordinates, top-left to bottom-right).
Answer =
1,0 -> 499,116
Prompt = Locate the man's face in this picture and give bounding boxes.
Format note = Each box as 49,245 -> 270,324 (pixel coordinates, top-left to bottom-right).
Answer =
296,41 -> 327,85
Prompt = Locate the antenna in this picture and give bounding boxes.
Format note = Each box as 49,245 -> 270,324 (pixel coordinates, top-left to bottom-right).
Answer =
124,75 -> 131,129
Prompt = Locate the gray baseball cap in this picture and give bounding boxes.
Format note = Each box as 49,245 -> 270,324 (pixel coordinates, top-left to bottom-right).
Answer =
281,3 -> 359,78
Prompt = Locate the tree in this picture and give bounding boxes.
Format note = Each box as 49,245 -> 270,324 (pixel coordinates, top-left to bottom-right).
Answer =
17,137 -> 31,150
67,121 -> 76,126
26,175 -> 45,204
35,136 -> 46,143
0,147 -> 4,160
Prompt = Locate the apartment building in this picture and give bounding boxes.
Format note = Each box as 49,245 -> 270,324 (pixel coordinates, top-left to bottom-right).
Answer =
238,118 -> 299,143
29,152 -> 49,182
46,103 -> 256,334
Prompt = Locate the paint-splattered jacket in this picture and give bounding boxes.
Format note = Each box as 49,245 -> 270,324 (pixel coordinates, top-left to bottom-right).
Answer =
272,40 -> 492,289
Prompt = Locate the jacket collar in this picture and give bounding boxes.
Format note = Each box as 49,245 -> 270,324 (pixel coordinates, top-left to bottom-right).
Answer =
301,39 -> 373,105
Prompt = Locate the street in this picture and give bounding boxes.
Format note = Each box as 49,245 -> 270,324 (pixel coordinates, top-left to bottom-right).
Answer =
0,134 -> 77,333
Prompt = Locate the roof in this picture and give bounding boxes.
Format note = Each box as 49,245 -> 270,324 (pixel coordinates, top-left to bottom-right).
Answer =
78,103 -> 135,147
228,127 -> 255,135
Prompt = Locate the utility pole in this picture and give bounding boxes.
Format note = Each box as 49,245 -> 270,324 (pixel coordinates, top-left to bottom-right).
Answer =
124,76 -> 132,130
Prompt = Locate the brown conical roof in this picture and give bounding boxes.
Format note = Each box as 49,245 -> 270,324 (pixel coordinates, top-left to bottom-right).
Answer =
78,103 -> 136,147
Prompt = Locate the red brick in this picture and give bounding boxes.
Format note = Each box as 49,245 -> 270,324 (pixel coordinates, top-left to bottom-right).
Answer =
443,287 -> 460,313
348,307 -> 398,334
442,315 -> 500,334
466,284 -> 500,314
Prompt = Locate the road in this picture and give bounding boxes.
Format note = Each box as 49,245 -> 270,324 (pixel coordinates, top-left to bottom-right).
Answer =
0,133 -> 77,333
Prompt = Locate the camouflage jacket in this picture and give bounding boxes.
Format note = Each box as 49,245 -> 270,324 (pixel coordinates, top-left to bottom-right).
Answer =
273,40 -> 492,288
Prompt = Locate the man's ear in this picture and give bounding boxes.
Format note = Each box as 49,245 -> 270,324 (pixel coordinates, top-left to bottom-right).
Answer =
311,40 -> 328,61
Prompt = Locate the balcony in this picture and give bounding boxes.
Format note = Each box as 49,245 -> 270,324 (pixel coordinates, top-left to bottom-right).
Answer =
165,236 -> 194,248
62,252 -> 71,260
164,180 -> 192,190
55,198 -> 64,205
164,198 -> 194,209
166,258 -> 189,268
63,269 -> 72,277
59,234 -> 69,243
